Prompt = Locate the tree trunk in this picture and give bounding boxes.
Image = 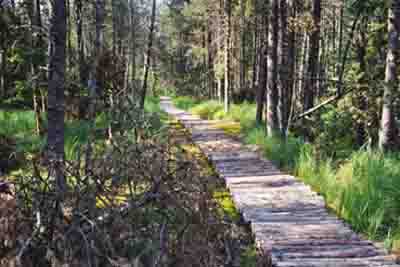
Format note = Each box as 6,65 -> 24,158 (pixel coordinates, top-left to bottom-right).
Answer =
85,0 -> 105,175
66,0 -> 72,70
224,0 -> 231,112
379,0 -> 400,151
266,0 -> 279,137
256,0 -> 268,125
355,18 -> 368,147
75,0 -> 86,88
0,47 -> 6,99
336,2 -> 344,80
112,0 -> 117,56
303,0 -> 321,111
217,78 -> 223,103
129,0 -> 137,84
206,17 -> 214,99
286,0 -> 296,132
140,0 -> 157,109
252,11 -> 259,91
47,0 -> 67,197
29,0 -> 43,135
278,0 -> 289,136
239,0 -> 245,97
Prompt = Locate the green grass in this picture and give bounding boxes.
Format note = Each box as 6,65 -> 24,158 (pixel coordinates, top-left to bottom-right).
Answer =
173,96 -> 201,110
174,97 -> 400,250
0,110 -> 43,153
0,96 -> 166,162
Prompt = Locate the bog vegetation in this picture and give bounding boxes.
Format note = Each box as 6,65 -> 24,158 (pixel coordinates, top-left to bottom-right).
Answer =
2,0 -> 400,265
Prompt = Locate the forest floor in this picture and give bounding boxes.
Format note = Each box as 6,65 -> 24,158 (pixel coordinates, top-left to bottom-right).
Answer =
166,120 -> 258,266
161,96 -> 400,267
0,97 -> 258,266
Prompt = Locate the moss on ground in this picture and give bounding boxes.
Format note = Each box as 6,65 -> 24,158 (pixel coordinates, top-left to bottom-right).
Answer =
170,120 -> 257,266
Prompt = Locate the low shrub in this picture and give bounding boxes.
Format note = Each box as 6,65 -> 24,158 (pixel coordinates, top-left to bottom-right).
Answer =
190,101 -> 223,119
173,96 -> 200,110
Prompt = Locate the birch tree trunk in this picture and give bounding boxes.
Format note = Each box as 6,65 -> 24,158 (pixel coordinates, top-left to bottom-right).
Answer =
140,0 -> 157,109
379,0 -> 400,151
266,0 -> 279,137
224,0 -> 232,112
224,0 -> 231,112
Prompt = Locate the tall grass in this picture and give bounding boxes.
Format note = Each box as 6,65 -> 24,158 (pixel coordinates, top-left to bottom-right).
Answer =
174,97 -> 400,249
0,110 -> 43,152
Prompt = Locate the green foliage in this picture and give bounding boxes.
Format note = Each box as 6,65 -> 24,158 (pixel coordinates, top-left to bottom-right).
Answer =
315,104 -> 355,159
226,103 -> 257,130
240,246 -> 257,267
190,101 -> 223,119
173,96 -> 201,110
0,110 -> 42,153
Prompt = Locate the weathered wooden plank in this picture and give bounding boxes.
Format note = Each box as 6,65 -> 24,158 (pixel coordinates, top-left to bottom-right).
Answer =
275,256 -> 398,267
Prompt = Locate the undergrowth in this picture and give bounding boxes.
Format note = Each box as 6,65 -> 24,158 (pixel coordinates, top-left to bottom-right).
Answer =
0,97 -> 165,164
2,95 -> 259,266
174,96 -> 400,251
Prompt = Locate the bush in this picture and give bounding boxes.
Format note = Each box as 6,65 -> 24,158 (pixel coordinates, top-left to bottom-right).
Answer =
190,101 -> 223,119
173,96 -> 200,110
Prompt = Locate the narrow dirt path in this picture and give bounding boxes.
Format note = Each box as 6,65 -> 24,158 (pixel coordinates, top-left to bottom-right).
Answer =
160,96 -> 400,267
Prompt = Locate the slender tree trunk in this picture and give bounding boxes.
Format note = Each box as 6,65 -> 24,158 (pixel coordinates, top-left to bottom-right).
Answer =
286,0 -> 296,131
0,49 -> 5,98
224,0 -> 231,112
278,0 -> 290,136
336,2 -> 344,79
75,0 -> 85,88
47,0 -> 67,197
111,0 -> 117,56
256,0 -> 268,125
298,33 -> 308,101
29,0 -> 43,135
141,0 -> 157,109
355,18 -> 368,147
206,17 -> 214,99
252,12 -> 259,91
217,78 -> 222,103
239,0 -> 245,97
266,0 -> 279,137
379,0 -> 400,151
66,0 -> 72,70
85,0 -> 105,175
303,0 -> 321,111
129,0 -> 137,84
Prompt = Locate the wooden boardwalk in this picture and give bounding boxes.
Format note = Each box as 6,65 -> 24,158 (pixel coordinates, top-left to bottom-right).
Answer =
160,97 -> 400,267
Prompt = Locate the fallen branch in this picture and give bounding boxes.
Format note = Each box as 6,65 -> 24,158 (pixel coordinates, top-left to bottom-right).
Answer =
293,88 -> 353,121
